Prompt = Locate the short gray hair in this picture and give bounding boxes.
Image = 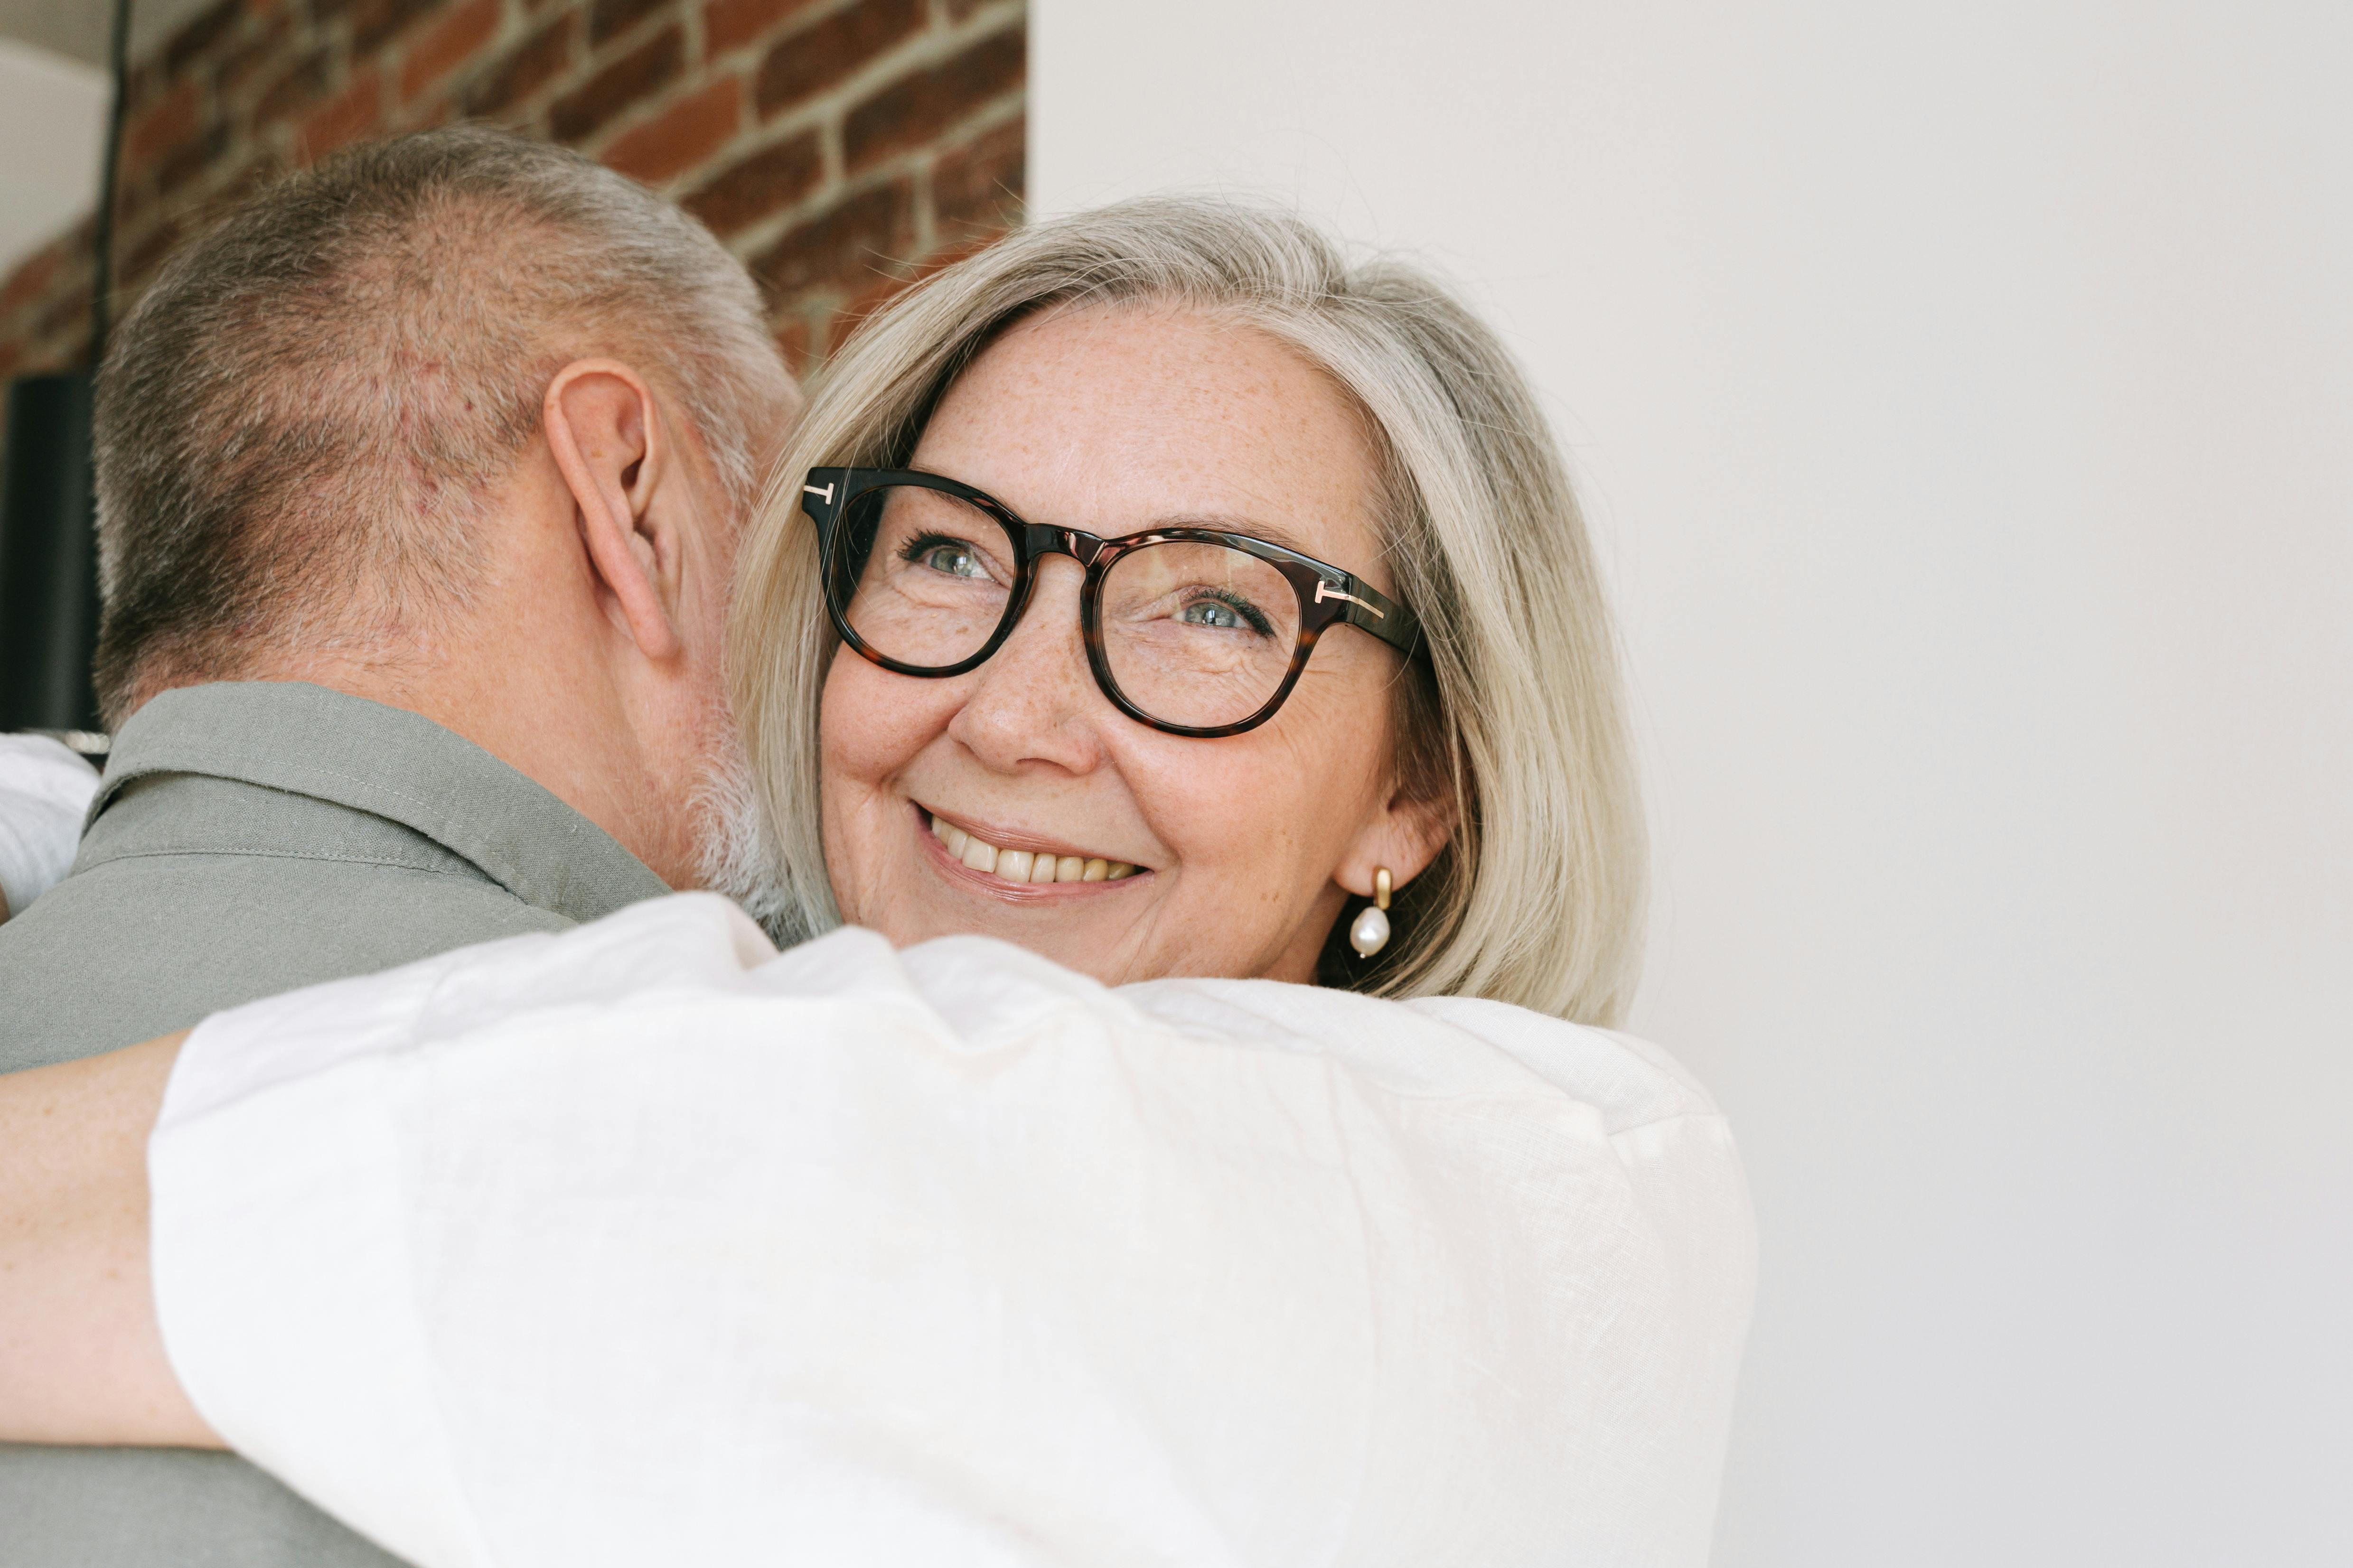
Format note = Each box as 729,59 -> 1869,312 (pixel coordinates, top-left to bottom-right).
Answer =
93,125 -> 788,721
732,197 -> 1646,1024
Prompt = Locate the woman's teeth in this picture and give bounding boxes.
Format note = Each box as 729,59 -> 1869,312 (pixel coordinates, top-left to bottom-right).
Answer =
930,813 -> 1134,884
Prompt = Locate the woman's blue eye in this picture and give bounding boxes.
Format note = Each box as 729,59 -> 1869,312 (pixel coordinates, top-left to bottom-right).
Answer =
907,537 -> 984,578
1181,600 -> 1240,629
1177,594 -> 1268,633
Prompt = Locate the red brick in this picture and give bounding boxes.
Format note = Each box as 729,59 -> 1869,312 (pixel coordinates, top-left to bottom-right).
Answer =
122,59 -> 164,117
165,0 -> 243,73
704,0 -> 821,58
823,269 -> 911,350
551,25 -> 684,141
21,343 -> 84,378
843,24 -> 1021,173
120,216 -> 186,289
465,12 -> 578,116
0,0 -> 1026,387
34,270 -> 88,324
124,80 -> 203,170
215,9 -> 296,99
929,112 -> 1022,233
591,0 -> 672,46
825,229 -> 994,349
0,247 -> 61,321
155,121 -> 234,193
601,73 -> 742,185
752,177 -> 916,300
255,49 -> 332,126
301,69 -> 386,159
113,179 -> 149,232
755,0 -> 925,121
350,0 -> 444,54
680,127 -> 820,235
400,0 -> 502,104
217,151 -> 289,207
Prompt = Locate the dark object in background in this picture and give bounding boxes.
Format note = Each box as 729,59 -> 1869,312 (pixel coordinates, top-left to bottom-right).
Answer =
0,371 -> 101,735
0,0 -> 130,748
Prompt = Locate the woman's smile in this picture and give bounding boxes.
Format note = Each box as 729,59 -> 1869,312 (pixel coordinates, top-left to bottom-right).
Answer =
914,802 -> 1149,899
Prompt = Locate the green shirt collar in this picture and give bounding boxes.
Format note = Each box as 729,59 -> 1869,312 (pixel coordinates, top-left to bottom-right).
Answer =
94,681 -> 671,925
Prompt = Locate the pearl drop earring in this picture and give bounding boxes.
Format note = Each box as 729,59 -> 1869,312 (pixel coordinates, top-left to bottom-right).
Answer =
1349,867 -> 1394,957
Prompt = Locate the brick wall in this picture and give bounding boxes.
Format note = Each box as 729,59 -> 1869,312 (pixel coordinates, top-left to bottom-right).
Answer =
0,0 -> 1025,384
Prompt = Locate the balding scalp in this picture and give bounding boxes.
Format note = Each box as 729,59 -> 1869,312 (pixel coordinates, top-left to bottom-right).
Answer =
92,126 -> 787,722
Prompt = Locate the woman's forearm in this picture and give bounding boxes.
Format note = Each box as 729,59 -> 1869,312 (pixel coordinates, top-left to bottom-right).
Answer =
0,1032 -> 223,1447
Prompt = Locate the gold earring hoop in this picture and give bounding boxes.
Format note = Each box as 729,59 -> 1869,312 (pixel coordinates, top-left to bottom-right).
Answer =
1349,867 -> 1394,957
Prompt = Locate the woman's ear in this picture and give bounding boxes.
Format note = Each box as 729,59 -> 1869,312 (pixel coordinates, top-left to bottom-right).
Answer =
543,359 -> 679,661
1335,780 -> 1455,901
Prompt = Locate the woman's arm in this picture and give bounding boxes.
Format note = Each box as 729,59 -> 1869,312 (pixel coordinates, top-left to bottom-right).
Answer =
0,1033 -> 223,1447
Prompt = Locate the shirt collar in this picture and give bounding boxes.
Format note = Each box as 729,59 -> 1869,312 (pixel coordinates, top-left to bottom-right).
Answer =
94,681 -> 672,925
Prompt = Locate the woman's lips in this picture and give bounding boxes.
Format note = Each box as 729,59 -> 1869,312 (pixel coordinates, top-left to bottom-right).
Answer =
916,805 -> 1146,894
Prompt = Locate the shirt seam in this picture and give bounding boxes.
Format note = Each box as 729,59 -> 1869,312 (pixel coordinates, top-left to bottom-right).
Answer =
103,748 -> 657,920
73,846 -> 510,882
110,758 -> 461,837
106,759 -> 527,883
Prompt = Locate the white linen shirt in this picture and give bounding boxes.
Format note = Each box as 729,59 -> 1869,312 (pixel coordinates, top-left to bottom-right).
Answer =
0,733 -> 98,917
150,894 -> 1754,1568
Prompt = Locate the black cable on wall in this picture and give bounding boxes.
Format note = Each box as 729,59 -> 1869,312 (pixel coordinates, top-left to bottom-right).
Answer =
0,0 -> 135,741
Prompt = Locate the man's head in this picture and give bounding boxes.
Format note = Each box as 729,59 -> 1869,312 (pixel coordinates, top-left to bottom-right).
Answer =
93,127 -> 799,887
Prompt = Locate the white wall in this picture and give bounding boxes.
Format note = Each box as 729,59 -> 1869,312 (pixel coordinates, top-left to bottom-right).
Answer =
1033,4 -> 2353,1563
0,37 -> 105,280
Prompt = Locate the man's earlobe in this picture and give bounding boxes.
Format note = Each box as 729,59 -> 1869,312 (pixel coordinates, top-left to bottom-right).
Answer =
544,360 -> 681,662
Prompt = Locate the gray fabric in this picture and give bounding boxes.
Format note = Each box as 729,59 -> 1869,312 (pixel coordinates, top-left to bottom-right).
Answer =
0,681 -> 672,1567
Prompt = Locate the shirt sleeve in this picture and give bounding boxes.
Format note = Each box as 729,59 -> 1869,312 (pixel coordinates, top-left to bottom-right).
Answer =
150,893 -> 1753,1568
0,734 -> 99,918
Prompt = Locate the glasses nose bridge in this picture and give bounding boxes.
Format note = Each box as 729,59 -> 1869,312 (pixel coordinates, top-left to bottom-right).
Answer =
1017,520 -> 1110,572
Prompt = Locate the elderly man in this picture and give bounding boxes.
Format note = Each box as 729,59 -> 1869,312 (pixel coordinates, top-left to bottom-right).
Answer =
0,126 -> 797,1567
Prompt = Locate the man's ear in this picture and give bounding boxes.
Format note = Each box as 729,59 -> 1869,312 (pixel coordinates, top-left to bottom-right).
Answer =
1334,780 -> 1456,903
543,359 -> 680,661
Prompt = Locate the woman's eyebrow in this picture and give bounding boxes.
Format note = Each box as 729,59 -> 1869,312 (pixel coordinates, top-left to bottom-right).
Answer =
1141,513 -> 1317,554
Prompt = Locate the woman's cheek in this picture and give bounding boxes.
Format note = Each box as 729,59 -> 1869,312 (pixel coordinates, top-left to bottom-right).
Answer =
824,658 -> 937,786
1129,745 -> 1294,883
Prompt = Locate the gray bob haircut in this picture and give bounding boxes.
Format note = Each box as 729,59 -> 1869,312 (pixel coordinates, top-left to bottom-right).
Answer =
93,124 -> 786,722
732,197 -> 1646,1024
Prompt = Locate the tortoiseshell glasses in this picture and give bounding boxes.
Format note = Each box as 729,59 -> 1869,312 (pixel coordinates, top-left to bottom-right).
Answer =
802,467 -> 1422,738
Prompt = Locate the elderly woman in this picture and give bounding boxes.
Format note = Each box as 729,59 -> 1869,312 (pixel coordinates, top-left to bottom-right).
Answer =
0,201 -> 1752,1565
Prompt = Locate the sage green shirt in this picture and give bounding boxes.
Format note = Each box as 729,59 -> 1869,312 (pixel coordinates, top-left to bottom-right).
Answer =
0,681 -> 670,1568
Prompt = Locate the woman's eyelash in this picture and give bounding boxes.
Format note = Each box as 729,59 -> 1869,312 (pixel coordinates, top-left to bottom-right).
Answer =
897,531 -> 972,563
1186,587 -> 1275,635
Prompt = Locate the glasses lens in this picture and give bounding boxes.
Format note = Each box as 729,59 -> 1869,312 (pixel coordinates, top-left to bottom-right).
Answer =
1100,541 -> 1302,730
831,485 -> 1016,669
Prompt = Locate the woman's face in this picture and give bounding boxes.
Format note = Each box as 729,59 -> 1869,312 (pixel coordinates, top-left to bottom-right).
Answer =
819,303 -> 1445,986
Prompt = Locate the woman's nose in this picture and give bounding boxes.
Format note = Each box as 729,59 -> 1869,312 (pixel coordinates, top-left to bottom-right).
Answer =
945,556 -> 1107,775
